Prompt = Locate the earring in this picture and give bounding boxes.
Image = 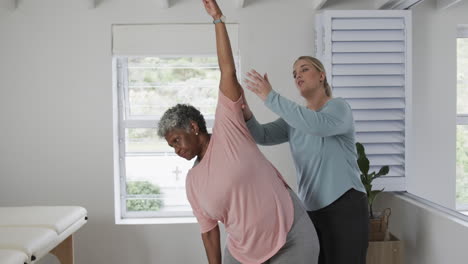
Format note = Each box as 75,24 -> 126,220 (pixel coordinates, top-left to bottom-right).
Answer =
196,132 -> 199,136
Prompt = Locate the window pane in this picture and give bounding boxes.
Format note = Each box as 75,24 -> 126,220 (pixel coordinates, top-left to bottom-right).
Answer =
457,38 -> 468,114
127,57 -> 219,118
126,128 -> 172,153
117,56 -> 226,218
456,125 -> 468,206
126,181 -> 164,212
125,155 -> 194,212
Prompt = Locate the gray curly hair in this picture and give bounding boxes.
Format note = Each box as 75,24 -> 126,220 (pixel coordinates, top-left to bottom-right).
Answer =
157,104 -> 207,138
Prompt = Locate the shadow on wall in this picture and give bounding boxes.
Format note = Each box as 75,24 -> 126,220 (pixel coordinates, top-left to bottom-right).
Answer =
374,192 -> 444,264
36,254 -> 60,264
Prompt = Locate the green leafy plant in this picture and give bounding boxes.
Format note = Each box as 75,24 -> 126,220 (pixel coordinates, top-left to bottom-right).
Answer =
356,142 -> 390,218
126,181 -> 164,211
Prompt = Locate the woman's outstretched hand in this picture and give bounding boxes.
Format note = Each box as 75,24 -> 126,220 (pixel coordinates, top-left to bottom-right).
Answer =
202,0 -> 222,20
244,70 -> 273,102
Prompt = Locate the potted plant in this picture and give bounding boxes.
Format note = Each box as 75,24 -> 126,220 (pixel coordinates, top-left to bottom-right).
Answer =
356,142 -> 391,241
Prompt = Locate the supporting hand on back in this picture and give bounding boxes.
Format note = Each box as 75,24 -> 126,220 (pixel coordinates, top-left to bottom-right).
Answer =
241,99 -> 253,121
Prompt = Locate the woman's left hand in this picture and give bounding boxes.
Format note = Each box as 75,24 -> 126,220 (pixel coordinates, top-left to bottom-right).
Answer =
244,70 -> 273,102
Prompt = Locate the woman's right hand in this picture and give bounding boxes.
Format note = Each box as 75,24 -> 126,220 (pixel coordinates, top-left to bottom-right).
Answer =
239,89 -> 254,121
202,0 -> 222,20
244,70 -> 273,101
241,98 -> 254,121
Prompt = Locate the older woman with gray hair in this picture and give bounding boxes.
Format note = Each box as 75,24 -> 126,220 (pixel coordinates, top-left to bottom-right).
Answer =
156,1 -> 319,264
157,104 -> 210,161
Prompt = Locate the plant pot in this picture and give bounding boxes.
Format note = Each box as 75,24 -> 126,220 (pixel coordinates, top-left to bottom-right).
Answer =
367,233 -> 403,264
369,208 -> 391,241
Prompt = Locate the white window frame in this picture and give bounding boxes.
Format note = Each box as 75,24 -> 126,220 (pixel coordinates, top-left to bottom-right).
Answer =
113,55 -> 240,224
111,24 -> 239,224
113,55 -> 205,224
111,23 -> 239,224
456,25 -> 468,211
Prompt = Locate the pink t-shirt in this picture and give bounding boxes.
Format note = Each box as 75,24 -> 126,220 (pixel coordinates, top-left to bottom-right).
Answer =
186,91 -> 294,264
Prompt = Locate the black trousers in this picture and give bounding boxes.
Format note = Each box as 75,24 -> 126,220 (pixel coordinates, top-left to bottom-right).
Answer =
307,189 -> 369,264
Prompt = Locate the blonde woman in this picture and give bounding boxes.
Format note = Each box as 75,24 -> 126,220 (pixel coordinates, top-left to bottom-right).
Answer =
243,57 -> 368,264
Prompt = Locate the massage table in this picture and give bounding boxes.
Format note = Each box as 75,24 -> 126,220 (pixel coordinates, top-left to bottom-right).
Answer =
0,206 -> 87,264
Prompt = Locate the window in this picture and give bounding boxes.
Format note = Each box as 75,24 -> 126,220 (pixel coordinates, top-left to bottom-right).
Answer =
114,56 -> 221,220
456,25 -> 468,212
111,23 -> 239,223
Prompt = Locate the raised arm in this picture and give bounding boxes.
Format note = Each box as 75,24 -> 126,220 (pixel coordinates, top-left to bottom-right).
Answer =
265,91 -> 353,137
245,70 -> 353,137
203,0 -> 242,102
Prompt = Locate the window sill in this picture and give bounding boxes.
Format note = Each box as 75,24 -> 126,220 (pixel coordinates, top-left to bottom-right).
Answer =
394,192 -> 468,226
115,217 -> 198,225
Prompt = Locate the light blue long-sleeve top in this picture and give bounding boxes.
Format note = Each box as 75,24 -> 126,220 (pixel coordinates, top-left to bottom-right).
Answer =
246,90 -> 366,211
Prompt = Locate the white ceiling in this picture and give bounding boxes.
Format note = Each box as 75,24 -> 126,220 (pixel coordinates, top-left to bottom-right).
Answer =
0,0 -> 464,10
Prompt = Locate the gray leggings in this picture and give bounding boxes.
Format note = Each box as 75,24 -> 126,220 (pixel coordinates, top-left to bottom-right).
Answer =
223,189 -> 319,264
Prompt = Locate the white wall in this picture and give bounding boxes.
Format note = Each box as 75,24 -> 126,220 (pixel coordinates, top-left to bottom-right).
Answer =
407,0 -> 468,209
372,1 -> 468,262
2,0 -> 468,263
375,192 -> 468,264
0,0 -> 373,263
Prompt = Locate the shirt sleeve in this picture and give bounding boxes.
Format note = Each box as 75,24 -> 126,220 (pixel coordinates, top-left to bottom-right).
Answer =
186,179 -> 219,233
245,116 -> 289,146
216,89 -> 245,122
265,90 -> 353,137
213,90 -> 255,140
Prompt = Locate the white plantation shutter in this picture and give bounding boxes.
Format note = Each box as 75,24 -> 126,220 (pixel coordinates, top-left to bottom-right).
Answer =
315,10 -> 412,191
